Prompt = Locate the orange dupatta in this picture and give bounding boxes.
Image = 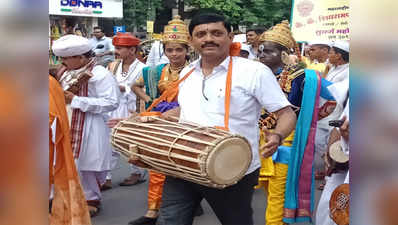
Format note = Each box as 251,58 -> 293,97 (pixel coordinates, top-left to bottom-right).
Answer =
49,75 -> 91,225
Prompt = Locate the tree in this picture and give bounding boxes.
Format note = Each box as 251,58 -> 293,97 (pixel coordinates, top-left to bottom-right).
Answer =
243,0 -> 292,28
184,0 -> 292,29
184,0 -> 244,29
114,0 -> 163,32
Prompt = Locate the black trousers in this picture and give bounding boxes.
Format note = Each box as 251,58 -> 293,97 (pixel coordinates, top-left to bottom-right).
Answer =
157,169 -> 260,225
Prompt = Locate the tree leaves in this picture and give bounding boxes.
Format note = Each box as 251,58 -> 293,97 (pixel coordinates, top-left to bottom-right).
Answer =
118,0 -> 292,32
115,0 -> 163,32
184,0 -> 292,28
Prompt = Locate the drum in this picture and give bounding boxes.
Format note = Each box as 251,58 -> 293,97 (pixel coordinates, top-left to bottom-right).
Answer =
325,141 -> 349,176
111,116 -> 252,189
329,183 -> 350,225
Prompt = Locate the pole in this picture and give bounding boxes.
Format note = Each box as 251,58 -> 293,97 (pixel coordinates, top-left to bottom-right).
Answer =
133,0 -> 137,33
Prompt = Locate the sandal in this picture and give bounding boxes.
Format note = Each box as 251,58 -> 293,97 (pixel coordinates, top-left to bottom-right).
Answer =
87,200 -> 101,217
88,205 -> 101,217
100,179 -> 112,191
318,181 -> 326,190
119,174 -> 146,186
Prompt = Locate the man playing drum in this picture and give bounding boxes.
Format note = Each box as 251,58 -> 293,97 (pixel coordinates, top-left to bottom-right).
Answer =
155,13 -> 297,225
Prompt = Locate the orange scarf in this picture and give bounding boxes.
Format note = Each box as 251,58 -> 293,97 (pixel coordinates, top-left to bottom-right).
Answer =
49,75 -> 91,225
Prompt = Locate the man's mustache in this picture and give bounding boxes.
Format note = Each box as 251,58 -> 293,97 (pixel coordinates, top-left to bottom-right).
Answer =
201,42 -> 219,48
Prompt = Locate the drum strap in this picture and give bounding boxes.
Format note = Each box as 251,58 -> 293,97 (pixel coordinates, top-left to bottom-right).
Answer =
145,67 -> 195,112
146,57 -> 234,132
215,57 -> 233,132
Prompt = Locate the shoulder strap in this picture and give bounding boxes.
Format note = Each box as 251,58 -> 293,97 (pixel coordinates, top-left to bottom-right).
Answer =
108,59 -> 122,75
145,67 -> 195,112
215,56 -> 233,131
56,65 -> 67,81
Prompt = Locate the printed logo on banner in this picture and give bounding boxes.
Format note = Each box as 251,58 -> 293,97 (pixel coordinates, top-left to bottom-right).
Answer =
60,0 -> 103,15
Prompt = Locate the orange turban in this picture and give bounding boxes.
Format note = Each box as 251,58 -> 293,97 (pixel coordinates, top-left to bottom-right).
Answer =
112,32 -> 140,47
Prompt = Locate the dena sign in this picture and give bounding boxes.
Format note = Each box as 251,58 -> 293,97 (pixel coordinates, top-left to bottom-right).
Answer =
60,0 -> 103,8
49,0 -> 123,18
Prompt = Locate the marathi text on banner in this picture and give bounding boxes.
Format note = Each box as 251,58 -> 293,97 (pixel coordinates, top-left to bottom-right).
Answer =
291,0 -> 349,42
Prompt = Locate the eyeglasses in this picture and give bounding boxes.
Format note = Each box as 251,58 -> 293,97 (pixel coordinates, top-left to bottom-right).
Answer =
202,77 -> 208,101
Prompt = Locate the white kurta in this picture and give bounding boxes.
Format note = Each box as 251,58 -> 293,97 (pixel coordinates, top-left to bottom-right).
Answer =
109,58 -> 146,117
146,40 -> 169,67
107,59 -> 147,178
315,171 -> 348,225
325,63 -> 349,83
314,64 -> 349,170
316,88 -> 350,225
70,65 -> 120,171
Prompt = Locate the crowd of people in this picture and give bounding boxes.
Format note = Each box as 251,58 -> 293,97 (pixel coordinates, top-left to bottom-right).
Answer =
49,12 -> 349,225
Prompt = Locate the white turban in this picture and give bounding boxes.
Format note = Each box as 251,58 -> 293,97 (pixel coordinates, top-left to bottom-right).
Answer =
331,40 -> 349,53
308,40 -> 331,47
52,35 -> 91,57
232,34 -> 247,43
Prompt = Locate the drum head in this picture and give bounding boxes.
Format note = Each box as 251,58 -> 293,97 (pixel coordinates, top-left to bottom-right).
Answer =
206,136 -> 252,186
330,141 -> 349,163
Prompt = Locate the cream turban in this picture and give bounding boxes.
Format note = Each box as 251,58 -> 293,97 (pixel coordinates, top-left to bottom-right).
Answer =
258,20 -> 295,49
331,40 -> 349,53
52,34 -> 92,57
308,40 -> 331,47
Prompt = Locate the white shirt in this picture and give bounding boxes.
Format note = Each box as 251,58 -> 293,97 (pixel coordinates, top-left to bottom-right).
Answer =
146,40 -> 169,67
318,68 -> 349,130
109,58 -> 146,117
247,45 -> 257,60
326,63 -> 349,83
90,36 -> 115,63
178,56 -> 291,174
70,65 -> 120,171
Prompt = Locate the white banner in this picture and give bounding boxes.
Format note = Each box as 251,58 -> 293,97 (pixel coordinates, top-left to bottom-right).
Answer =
291,0 -> 349,42
49,0 -> 123,18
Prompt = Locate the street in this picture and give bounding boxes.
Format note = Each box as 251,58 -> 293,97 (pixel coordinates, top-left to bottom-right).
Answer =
92,159 -> 321,225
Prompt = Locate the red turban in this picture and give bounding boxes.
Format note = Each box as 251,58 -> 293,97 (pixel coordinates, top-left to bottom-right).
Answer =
112,32 -> 140,46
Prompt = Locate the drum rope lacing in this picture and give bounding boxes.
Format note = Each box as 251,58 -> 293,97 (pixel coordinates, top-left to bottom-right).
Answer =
111,118 -> 235,188
330,193 -> 349,214
166,125 -> 210,177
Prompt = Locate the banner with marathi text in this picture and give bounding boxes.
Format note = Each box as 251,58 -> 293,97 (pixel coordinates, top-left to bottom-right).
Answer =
291,0 -> 349,42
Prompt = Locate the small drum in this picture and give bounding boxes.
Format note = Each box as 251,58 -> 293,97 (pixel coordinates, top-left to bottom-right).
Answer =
111,116 -> 252,189
329,183 -> 350,225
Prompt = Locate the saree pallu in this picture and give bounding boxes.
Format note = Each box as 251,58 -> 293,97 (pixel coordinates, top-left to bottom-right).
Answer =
283,69 -> 321,223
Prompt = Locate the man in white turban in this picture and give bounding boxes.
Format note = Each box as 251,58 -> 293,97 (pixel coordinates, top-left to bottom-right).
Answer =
52,35 -> 120,217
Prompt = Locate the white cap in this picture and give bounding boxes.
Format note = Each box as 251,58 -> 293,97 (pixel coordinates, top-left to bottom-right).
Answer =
331,40 -> 349,53
52,34 -> 92,57
240,43 -> 250,53
233,34 -> 247,43
308,40 -> 331,47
